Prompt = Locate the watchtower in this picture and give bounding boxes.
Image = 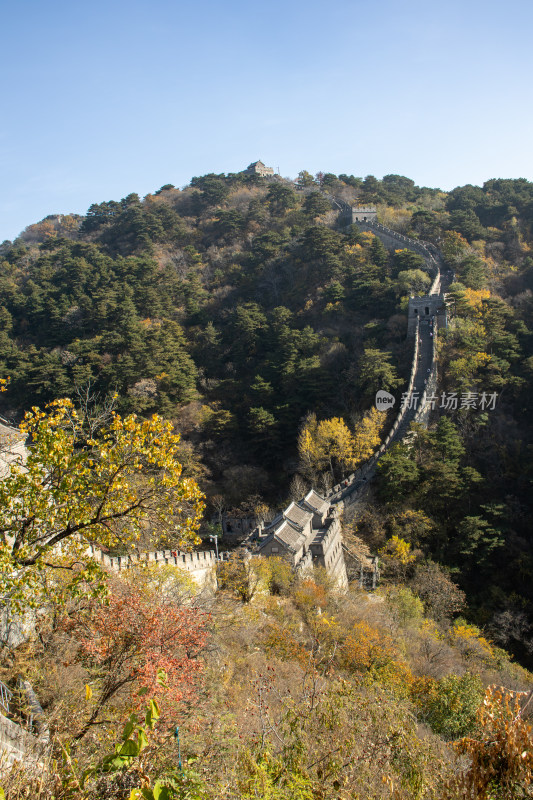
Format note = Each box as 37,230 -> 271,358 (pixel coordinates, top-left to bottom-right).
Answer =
407,295 -> 447,336
351,206 -> 377,224
245,161 -> 275,178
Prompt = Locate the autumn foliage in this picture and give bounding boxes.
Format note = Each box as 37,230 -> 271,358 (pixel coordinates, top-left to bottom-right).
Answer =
84,596 -> 206,696
338,620 -> 397,673
298,408 -> 385,483
0,399 -> 205,607
442,686 -> 533,799
292,578 -> 328,613
63,583 -> 209,736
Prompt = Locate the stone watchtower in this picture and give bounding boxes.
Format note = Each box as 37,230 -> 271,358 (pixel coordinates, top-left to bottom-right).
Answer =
407,295 -> 447,336
245,161 -> 275,178
351,206 -> 377,224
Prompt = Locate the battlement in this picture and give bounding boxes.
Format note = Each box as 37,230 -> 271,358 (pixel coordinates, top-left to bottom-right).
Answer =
351,206 -> 378,223
327,218 -> 446,510
88,545 -> 217,574
311,515 -> 340,554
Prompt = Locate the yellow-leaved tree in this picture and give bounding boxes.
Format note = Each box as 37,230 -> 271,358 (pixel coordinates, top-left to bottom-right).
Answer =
352,407 -> 385,468
315,416 -> 355,478
298,413 -> 353,481
297,412 -> 321,481
378,536 -> 416,582
463,288 -> 491,318
0,398 -> 204,608
298,409 -> 385,484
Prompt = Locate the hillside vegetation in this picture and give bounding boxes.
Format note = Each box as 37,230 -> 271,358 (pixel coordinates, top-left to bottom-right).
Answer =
1,170 -> 533,797
2,171 -> 533,657
2,561 -> 533,799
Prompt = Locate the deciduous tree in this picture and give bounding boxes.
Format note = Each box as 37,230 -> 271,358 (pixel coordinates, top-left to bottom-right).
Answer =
65,583 -> 209,738
0,399 -> 204,607
352,407 -> 385,467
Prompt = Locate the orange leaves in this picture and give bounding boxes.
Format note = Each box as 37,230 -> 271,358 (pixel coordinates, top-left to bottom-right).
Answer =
263,623 -> 309,668
442,686 -> 533,798
337,621 -> 397,673
75,587 -> 209,709
293,579 -> 328,613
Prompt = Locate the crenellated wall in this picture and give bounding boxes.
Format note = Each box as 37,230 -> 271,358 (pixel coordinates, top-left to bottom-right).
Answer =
413,324 -> 439,426
88,545 -> 217,588
0,210 -> 445,623
326,217 -> 446,509
357,220 -> 439,266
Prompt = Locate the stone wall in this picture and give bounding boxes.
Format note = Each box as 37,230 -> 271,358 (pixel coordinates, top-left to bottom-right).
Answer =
294,549 -> 313,577
0,712 -> 47,770
310,516 -> 348,588
412,325 -> 439,426
407,295 -> 443,336
0,681 -> 49,771
88,545 -> 217,589
326,219 -> 444,509
351,206 -> 378,223
221,514 -> 257,539
327,322 -> 422,508
358,221 -> 441,277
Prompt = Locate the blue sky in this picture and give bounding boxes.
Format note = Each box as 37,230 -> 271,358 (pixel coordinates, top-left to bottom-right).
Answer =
1,0 -> 532,242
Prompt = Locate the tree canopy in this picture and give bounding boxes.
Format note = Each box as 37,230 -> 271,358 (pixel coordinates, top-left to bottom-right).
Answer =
0,399 -> 204,607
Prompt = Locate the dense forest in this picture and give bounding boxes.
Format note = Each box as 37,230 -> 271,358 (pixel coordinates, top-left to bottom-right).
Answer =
1,169 -> 533,798
2,170 -> 533,657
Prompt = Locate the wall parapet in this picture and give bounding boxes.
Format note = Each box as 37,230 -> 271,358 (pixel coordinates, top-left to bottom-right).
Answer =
413,325 -> 439,425
88,545 -> 217,574
327,219 -> 444,507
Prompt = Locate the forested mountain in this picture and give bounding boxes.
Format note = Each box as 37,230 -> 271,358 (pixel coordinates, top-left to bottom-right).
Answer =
2,170 -> 533,666
2,169 -> 533,798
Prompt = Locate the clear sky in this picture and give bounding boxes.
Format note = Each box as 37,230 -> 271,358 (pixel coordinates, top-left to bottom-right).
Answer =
1,0 -> 532,242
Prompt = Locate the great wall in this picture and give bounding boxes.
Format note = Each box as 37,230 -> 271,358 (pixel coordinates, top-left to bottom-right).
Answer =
324,208 -> 449,509
87,543 -> 218,588
0,203 -> 449,590
236,207 -> 449,588
0,204 -> 449,593
0,200 -> 450,768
